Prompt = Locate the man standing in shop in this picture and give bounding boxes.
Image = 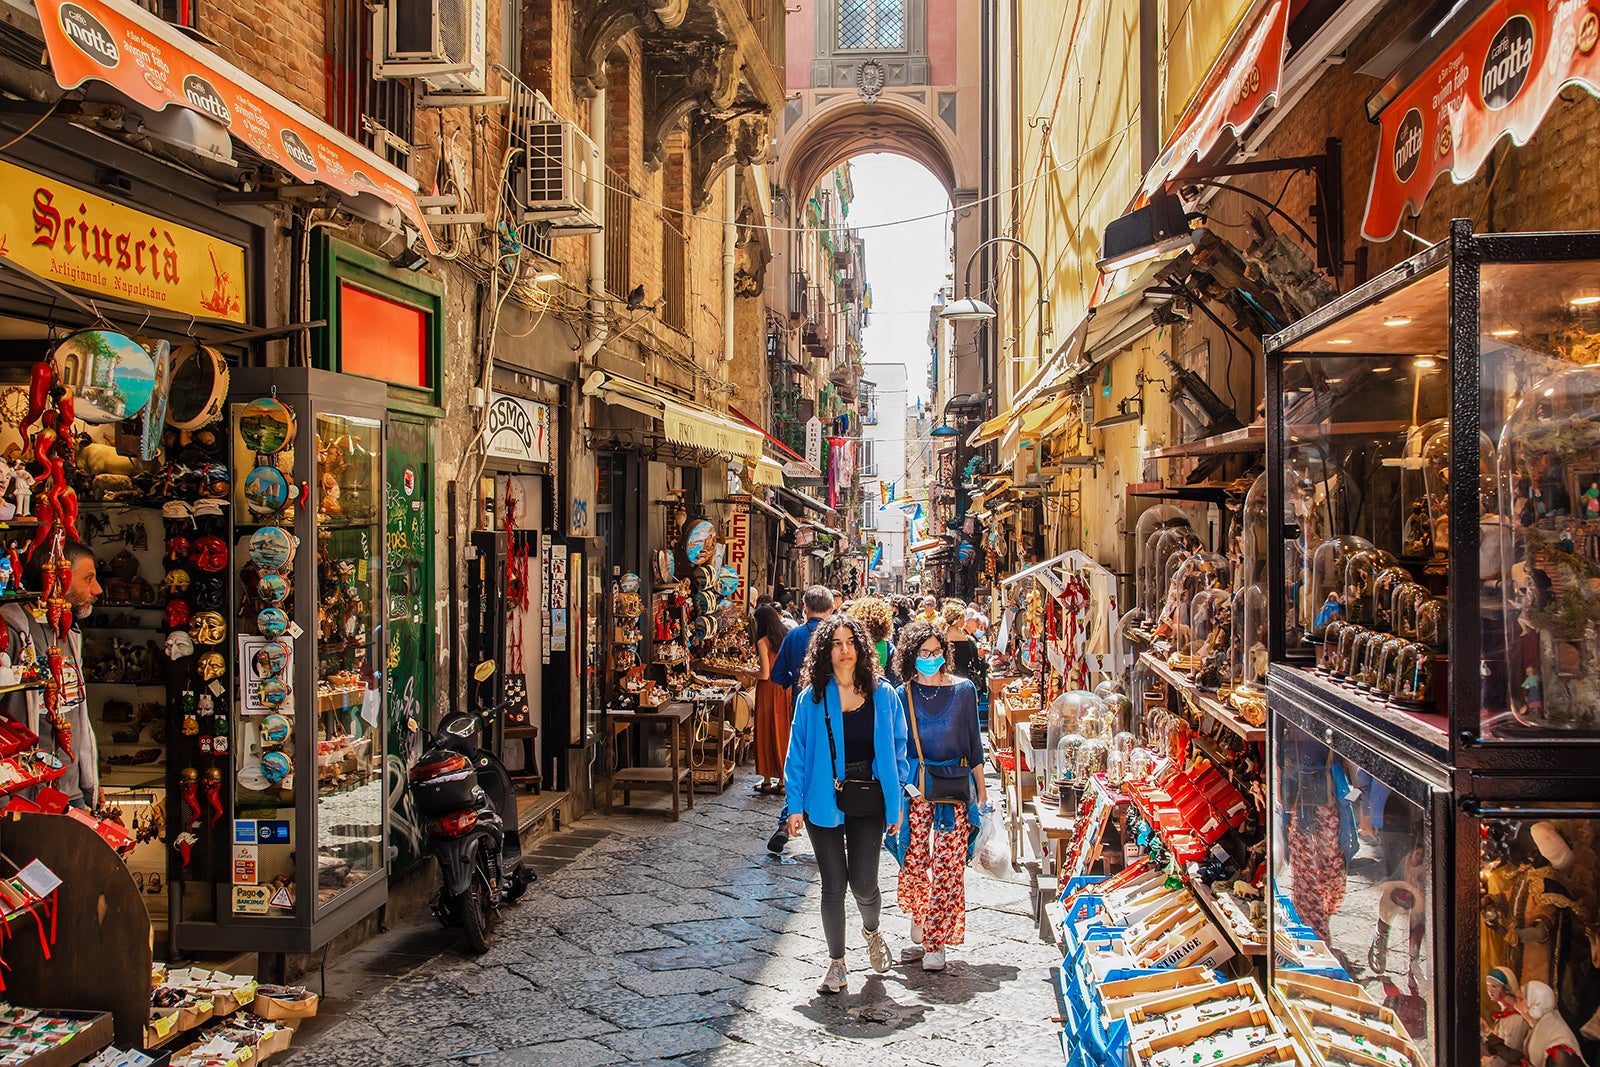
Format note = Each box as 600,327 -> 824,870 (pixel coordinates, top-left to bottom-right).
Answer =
2,541 -> 101,809
765,585 -> 835,855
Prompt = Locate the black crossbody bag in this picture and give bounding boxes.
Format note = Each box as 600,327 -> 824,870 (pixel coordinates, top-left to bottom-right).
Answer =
908,684 -> 972,805
822,688 -> 882,817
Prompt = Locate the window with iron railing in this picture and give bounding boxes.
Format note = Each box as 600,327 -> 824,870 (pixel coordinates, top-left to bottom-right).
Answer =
129,0 -> 194,26
326,0 -> 413,168
859,438 -> 876,477
860,386 -> 878,425
661,217 -> 687,332
605,168 -> 632,299
790,270 -> 810,322
862,498 -> 878,531
839,0 -> 905,50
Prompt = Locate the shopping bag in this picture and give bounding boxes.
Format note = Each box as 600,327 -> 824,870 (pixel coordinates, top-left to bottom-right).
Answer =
971,808 -> 1012,878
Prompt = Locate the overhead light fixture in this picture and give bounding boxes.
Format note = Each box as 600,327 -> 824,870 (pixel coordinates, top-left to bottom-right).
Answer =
1328,338 -> 1354,345
390,232 -> 429,272
1571,295 -> 1600,306
1098,189 -> 1194,272
1093,395 -> 1145,430
939,296 -> 997,322
1383,315 -> 1411,327
533,271 -> 562,283
1490,328 -> 1520,338
930,422 -> 960,438
1414,355 -> 1437,368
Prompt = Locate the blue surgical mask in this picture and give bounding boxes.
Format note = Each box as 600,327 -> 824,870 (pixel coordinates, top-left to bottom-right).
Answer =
915,655 -> 946,676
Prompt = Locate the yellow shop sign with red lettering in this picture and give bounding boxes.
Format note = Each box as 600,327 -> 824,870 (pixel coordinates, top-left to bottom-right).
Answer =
0,158 -> 247,322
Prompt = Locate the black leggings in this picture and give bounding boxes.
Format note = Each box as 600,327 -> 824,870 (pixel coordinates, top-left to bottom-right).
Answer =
805,813 -> 885,959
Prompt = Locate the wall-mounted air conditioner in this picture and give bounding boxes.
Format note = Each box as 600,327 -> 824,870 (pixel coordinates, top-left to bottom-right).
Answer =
374,0 -> 487,93
512,118 -> 602,234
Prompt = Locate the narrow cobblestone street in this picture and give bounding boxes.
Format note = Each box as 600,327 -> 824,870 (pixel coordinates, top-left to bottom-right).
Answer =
277,781 -> 1061,1067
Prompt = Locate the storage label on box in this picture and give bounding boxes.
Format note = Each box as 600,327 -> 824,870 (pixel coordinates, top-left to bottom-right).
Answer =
233,884 -> 270,914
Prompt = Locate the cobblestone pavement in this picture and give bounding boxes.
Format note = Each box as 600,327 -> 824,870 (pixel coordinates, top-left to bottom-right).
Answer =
278,777 -> 1063,1066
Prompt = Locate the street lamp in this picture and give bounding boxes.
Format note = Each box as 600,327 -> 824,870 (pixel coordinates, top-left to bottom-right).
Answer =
939,236 -> 1049,369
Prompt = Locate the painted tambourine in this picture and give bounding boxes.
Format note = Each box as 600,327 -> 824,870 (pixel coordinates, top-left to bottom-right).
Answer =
238,396 -> 297,454
256,573 -> 289,604
244,465 -> 291,518
52,329 -> 156,423
682,520 -> 716,565
260,750 -> 292,785
257,607 -> 289,638
261,713 -> 292,745
248,527 -> 296,572
166,342 -> 229,430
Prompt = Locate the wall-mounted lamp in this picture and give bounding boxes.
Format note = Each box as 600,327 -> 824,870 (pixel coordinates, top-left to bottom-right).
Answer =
1098,189 -> 1194,272
1059,454 -> 1104,468
1093,395 -> 1145,430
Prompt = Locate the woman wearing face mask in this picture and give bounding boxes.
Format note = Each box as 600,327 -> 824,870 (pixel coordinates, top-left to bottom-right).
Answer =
784,615 -> 908,994
890,620 -> 987,971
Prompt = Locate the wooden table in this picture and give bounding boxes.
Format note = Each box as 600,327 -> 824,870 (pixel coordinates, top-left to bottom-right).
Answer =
608,704 -> 695,819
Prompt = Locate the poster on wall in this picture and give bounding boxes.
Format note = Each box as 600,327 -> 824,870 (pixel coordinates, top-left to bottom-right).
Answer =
549,544 -> 569,652
238,635 -> 293,716
486,393 -> 552,463
568,440 -> 596,538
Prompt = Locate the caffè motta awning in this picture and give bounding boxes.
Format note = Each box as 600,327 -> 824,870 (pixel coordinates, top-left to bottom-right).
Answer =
34,0 -> 438,251
1136,0 -> 1292,202
1362,1 -> 1600,241
583,370 -> 763,460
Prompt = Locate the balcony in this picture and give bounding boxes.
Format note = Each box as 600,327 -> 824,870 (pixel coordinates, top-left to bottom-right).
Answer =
790,270 -> 810,324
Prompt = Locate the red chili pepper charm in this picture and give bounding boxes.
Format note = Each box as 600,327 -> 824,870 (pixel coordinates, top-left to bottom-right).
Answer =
25,499 -> 56,561
58,487 -> 78,541
21,362 -> 51,452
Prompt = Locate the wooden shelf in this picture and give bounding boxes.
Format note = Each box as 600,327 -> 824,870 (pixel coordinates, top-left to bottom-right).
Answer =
1145,424 -> 1265,459
1140,652 -> 1265,743
612,766 -> 690,784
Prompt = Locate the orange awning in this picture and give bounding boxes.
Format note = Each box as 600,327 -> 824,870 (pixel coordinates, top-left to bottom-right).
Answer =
1136,0 -> 1292,203
35,0 -> 438,252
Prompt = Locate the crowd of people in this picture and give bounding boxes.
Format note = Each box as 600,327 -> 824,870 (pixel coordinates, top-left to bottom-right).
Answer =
746,585 -> 994,994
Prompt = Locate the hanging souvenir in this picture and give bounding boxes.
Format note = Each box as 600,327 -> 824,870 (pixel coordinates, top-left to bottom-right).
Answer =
257,607 -> 289,638
260,750 -> 292,784
248,527 -> 295,571
189,611 -> 227,645
256,573 -> 289,604
618,572 -> 642,594
165,342 -> 229,430
238,397 -> 297,453
682,519 -> 715,565
51,329 -> 156,423
138,337 -> 170,461
243,465 -> 291,518
251,640 -> 289,678
257,678 -> 289,708
261,713 -> 291,745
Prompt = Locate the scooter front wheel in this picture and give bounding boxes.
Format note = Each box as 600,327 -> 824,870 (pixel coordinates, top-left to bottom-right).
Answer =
460,868 -> 495,954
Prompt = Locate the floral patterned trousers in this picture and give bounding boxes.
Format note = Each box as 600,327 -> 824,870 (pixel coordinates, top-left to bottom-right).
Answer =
897,796 -> 969,949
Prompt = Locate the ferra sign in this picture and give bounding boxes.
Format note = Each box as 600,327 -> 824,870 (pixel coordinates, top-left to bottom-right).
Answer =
486,392 -> 552,463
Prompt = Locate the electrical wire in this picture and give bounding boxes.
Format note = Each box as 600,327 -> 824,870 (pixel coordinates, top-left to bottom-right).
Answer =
0,100 -> 61,155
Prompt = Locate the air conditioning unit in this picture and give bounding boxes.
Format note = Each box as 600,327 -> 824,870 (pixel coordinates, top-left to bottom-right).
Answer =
374,0 -> 487,93
513,119 -> 602,234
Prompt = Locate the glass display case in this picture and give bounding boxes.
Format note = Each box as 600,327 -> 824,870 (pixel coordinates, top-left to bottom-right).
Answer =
175,366 -> 388,954
1264,221 -> 1600,1066
1133,505 -> 1189,621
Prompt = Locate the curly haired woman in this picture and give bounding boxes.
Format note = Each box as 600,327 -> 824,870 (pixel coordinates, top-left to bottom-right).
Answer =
846,595 -> 898,681
784,615 -> 909,994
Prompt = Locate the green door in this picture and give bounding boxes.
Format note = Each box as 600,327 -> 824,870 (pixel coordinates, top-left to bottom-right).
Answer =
385,413 -> 433,874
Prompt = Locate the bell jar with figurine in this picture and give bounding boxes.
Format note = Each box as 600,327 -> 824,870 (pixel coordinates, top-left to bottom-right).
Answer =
1307,534 -> 1375,641
1133,505 -> 1190,621
1189,575 -> 1235,690
1393,418 -> 1448,560
1162,551 -> 1227,668
1343,547 -> 1399,627
1497,362 -> 1600,733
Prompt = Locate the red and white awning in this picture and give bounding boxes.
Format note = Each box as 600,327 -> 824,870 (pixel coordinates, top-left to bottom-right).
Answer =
35,0 -> 438,251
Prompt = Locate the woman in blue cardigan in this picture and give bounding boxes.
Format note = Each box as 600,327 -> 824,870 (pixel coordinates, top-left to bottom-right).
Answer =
784,614 -> 909,995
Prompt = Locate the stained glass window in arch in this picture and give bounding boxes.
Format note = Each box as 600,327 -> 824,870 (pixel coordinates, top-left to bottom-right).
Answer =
839,0 -> 905,49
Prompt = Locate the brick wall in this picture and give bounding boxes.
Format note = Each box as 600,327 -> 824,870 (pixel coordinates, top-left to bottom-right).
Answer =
202,0 -> 326,117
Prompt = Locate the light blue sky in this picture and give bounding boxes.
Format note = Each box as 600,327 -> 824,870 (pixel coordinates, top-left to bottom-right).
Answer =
846,153 -> 951,406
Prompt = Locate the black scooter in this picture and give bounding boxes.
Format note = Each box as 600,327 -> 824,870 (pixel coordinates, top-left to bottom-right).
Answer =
408,699 -> 535,953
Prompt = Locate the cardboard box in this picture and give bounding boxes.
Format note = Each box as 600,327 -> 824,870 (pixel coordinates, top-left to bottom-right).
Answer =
249,991 -> 318,1024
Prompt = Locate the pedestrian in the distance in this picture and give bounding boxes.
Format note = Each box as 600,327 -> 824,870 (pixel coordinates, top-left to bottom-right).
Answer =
783,615 -> 908,994
891,620 -> 987,971
751,602 -> 792,795
766,586 -> 837,855
847,595 -> 898,683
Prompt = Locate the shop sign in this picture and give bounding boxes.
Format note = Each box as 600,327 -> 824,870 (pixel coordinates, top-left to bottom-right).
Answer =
32,0 -> 438,251
804,417 -> 823,469
485,392 -> 551,463
0,158 -> 247,323
232,884 -> 270,914
1363,0 -> 1600,241
726,507 -> 750,604
1139,0 -> 1291,200
794,525 -> 817,549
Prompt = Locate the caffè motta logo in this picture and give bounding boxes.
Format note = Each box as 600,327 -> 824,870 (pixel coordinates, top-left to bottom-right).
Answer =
280,128 -> 316,173
182,74 -> 231,126
1392,108 -> 1426,182
58,2 -> 118,67
1481,14 -> 1535,110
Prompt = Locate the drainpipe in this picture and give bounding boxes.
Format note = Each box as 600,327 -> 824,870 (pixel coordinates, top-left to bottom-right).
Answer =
580,87 -> 608,365
723,167 -> 737,364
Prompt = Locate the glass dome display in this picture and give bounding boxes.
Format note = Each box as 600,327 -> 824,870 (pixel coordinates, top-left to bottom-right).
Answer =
1153,526 -> 1202,619
1371,566 -> 1412,631
1392,418 -> 1449,559
1134,505 -> 1189,620
1342,547 -> 1398,627
1188,579 -> 1235,689
1232,582 -> 1269,709
1072,736 -> 1111,794
1231,473 -> 1273,709
1307,534 -> 1375,641
1497,362 -> 1600,732
1043,690 -> 1105,797
1161,551 -> 1227,660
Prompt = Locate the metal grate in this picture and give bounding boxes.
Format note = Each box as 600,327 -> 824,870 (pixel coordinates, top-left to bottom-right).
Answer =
327,0 -> 414,167
838,0 -> 904,51
604,168 -> 632,299
661,217 -> 687,331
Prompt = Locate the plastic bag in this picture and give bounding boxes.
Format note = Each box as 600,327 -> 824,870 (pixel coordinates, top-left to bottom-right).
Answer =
971,807 -> 1012,878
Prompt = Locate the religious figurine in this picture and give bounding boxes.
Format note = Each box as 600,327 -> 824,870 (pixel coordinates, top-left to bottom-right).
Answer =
1314,591 -> 1344,631
10,461 -> 33,518
1523,667 -> 1544,714
1585,481 -> 1600,518
1404,500 -> 1434,555
1559,526 -> 1577,555
1482,968 -> 1530,1067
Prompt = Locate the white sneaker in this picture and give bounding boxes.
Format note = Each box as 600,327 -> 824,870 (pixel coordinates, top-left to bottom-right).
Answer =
864,928 -> 891,973
922,947 -> 946,971
818,957 -> 847,995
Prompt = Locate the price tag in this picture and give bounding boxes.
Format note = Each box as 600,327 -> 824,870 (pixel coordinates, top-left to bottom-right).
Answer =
288,622 -> 304,639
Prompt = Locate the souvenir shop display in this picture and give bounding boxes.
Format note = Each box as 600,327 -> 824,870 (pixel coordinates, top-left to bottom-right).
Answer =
1247,221 -> 1600,1066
